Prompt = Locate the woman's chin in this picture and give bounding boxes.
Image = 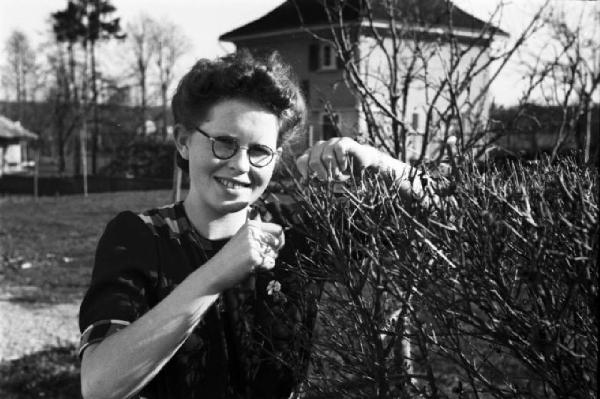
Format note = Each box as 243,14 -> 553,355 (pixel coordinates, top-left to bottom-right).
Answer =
218,200 -> 251,214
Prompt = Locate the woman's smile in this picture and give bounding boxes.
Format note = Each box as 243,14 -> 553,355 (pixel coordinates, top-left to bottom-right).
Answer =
214,176 -> 252,191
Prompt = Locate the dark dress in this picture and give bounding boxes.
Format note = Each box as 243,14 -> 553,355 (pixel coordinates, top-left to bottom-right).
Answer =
79,200 -> 320,398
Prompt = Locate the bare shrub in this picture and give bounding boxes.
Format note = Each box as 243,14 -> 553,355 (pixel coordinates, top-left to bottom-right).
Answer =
284,156 -> 597,398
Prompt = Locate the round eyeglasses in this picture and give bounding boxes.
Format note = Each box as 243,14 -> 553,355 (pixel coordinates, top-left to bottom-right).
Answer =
194,127 -> 277,168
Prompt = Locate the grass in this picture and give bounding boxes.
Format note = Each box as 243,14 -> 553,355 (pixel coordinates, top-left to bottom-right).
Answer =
0,345 -> 81,399
0,190 -> 174,304
0,190 -> 174,398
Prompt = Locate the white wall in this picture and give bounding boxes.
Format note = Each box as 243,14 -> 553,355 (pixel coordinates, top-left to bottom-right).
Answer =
1,142 -> 24,174
357,34 -> 494,160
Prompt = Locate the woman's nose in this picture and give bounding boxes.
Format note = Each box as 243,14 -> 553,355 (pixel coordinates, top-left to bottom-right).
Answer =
227,147 -> 251,172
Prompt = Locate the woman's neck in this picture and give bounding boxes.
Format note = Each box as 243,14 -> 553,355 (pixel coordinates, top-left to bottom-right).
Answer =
182,197 -> 247,240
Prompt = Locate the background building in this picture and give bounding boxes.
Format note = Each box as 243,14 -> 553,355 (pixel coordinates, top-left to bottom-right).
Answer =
220,0 -> 507,159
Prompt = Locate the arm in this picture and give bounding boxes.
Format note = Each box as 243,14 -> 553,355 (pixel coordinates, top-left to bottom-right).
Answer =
81,260 -> 219,399
295,137 -> 429,201
81,218 -> 285,399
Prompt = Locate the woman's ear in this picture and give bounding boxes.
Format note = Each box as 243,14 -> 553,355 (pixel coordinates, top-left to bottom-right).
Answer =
173,124 -> 190,160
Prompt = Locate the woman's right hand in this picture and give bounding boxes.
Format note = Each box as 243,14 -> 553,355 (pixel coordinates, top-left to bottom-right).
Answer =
206,218 -> 284,293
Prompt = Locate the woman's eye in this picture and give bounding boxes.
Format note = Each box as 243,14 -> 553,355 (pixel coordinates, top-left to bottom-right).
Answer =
216,138 -> 237,149
249,146 -> 271,157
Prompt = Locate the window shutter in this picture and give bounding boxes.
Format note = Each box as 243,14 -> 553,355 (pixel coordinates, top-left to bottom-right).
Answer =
309,44 -> 319,71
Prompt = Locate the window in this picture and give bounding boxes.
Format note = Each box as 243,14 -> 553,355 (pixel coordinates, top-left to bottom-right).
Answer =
321,44 -> 336,70
321,113 -> 339,140
411,112 -> 420,132
309,43 -> 339,71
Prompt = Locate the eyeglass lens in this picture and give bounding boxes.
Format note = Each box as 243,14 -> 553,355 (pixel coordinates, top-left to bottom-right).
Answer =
212,137 -> 273,167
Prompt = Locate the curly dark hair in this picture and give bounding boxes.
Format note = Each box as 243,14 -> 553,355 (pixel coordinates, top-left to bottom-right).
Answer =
171,51 -> 306,172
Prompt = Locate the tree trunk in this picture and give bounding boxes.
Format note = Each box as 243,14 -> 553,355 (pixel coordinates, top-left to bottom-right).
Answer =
162,82 -> 168,139
141,71 -> 147,136
90,40 -> 99,175
73,129 -> 81,175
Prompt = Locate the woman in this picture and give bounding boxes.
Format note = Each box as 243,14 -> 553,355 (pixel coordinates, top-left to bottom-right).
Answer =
79,52 -> 421,399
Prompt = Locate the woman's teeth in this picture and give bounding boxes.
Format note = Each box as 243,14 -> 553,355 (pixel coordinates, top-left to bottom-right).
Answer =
216,177 -> 250,189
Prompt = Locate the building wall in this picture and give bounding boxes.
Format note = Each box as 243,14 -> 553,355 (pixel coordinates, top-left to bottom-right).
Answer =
234,32 -> 360,152
232,30 -> 494,160
0,141 -> 29,175
357,35 -> 493,161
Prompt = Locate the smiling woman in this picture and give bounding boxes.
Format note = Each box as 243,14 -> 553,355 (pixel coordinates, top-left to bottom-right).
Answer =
77,51 -> 423,399
78,52 -> 315,399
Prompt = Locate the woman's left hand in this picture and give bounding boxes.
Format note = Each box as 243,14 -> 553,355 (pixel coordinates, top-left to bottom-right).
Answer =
295,137 -> 435,205
295,137 -> 380,181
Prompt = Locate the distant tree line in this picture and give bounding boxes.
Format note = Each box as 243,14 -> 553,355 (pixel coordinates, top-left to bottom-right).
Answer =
0,0 -> 190,177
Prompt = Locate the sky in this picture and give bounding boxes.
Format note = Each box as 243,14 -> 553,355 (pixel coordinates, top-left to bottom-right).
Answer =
0,0 -> 598,105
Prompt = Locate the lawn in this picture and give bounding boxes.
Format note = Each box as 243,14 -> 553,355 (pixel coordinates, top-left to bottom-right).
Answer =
0,190 -> 174,398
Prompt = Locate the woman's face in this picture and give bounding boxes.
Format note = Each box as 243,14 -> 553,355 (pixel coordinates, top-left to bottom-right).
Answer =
183,98 -> 280,216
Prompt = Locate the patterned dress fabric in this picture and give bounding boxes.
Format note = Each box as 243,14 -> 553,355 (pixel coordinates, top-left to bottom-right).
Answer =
79,200 -> 320,398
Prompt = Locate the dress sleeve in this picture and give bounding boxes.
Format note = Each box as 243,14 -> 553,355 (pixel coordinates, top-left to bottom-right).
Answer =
78,211 -> 158,358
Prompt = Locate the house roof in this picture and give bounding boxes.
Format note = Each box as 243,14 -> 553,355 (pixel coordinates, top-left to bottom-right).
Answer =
220,0 -> 508,42
0,115 -> 38,142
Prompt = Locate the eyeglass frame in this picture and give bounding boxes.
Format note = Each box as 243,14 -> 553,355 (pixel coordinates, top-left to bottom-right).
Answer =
193,126 -> 279,168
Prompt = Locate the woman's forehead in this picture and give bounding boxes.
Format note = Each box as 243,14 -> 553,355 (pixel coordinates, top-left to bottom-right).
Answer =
198,99 -> 279,139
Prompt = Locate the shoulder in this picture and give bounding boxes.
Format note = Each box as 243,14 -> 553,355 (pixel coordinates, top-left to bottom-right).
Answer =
136,202 -> 192,240
94,205 -> 172,266
99,202 -> 184,243
99,210 -> 153,247
105,210 -> 148,232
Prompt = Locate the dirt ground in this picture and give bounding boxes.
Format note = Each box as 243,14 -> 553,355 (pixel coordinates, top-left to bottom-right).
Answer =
0,287 -> 80,362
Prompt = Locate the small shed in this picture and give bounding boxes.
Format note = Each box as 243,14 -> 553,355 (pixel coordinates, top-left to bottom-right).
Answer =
0,115 -> 38,176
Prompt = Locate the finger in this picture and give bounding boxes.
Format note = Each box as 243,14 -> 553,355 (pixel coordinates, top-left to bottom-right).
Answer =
260,255 -> 276,270
247,222 -> 263,240
259,233 -> 281,252
320,140 -> 344,179
262,245 -> 279,259
250,243 -> 277,271
340,138 -> 377,169
332,140 -> 349,173
296,152 -> 310,179
307,141 -> 329,180
276,229 -> 285,250
260,222 -> 283,236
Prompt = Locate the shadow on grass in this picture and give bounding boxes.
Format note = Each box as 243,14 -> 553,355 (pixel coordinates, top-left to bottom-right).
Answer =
0,344 -> 81,399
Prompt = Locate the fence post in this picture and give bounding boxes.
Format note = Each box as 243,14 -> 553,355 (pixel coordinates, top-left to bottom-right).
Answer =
33,147 -> 39,200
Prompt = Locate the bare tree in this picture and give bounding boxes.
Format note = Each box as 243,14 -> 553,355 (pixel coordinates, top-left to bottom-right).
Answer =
151,20 -> 190,139
82,0 -> 125,174
44,38 -> 85,175
527,3 -> 600,163
127,14 -> 157,136
293,0 -> 549,165
2,30 -> 37,121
